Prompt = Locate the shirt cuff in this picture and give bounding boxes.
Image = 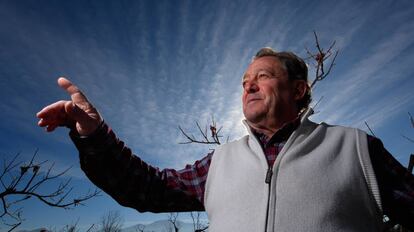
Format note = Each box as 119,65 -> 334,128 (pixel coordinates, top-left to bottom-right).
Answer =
69,121 -> 115,154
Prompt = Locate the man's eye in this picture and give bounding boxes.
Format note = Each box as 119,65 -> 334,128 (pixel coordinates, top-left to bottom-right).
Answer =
258,73 -> 271,79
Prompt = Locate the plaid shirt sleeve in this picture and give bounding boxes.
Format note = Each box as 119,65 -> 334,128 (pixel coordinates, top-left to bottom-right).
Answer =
164,152 -> 213,205
70,122 -> 206,213
368,135 -> 414,230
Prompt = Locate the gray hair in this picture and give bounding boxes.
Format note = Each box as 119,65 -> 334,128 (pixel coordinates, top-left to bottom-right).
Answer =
253,47 -> 311,112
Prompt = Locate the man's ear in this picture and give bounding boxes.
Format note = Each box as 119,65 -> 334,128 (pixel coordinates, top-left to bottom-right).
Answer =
293,80 -> 308,101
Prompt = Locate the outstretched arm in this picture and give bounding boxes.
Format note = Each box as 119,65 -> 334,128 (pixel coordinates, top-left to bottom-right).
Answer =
71,122 -> 206,212
37,78 -> 207,212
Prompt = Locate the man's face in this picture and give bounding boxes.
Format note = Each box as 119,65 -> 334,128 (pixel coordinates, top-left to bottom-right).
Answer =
242,56 -> 298,127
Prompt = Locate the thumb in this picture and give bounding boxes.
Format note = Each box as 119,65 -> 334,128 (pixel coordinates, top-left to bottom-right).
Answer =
58,77 -> 89,104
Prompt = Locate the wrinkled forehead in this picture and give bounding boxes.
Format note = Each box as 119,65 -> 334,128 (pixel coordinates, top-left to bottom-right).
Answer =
242,56 -> 285,80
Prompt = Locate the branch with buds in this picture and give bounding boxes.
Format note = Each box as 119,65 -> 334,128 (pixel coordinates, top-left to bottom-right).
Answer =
0,151 -> 100,231
306,31 -> 339,89
179,117 -> 225,146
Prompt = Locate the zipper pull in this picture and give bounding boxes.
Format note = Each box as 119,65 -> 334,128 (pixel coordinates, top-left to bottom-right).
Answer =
265,168 -> 273,184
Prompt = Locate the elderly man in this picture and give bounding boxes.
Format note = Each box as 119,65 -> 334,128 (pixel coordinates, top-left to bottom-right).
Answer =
37,48 -> 413,231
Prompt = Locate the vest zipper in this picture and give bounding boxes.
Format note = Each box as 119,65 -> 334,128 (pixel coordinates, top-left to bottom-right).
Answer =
265,167 -> 273,184
250,109 -> 312,232
264,167 -> 273,232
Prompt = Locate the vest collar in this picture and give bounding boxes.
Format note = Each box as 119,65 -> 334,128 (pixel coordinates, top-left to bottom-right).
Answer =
242,107 -> 314,138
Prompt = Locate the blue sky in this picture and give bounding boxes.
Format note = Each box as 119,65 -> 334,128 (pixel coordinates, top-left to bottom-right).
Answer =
0,0 -> 414,230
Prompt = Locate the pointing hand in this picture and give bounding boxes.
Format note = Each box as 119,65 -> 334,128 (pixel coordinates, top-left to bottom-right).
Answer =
36,77 -> 103,136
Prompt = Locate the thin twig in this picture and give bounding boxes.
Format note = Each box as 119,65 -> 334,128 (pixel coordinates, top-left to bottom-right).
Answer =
401,134 -> 414,144
86,224 -> 95,232
312,96 -> 324,110
178,118 -> 223,145
364,121 -> 376,137
307,31 -> 339,89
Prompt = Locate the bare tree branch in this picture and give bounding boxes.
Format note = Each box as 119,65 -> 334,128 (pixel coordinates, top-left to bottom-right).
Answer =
194,226 -> 209,232
401,112 -> 414,144
408,155 -> 414,174
85,224 -> 95,232
100,211 -> 123,232
6,222 -> 21,232
305,31 -> 339,89
166,212 -> 180,232
0,151 -> 100,231
399,111 -> 414,157
179,117 -> 223,145
401,134 -> 414,144
364,121 -> 377,137
190,211 -> 208,232
60,218 -> 80,232
312,96 -> 324,111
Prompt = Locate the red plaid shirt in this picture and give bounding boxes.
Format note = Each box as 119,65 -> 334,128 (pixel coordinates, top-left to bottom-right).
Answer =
72,120 -> 414,229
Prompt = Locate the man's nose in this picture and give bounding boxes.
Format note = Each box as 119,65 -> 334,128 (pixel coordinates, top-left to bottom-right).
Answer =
244,80 -> 259,93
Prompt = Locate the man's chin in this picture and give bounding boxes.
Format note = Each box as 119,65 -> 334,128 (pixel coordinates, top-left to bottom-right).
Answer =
243,111 -> 266,124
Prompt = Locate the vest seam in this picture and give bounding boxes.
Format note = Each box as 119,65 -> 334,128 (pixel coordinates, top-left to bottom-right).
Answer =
355,129 -> 383,214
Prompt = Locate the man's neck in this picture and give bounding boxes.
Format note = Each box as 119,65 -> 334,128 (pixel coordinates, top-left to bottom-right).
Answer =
248,116 -> 298,139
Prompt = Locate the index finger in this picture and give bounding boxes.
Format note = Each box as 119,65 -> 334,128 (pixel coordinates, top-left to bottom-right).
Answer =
57,77 -> 88,102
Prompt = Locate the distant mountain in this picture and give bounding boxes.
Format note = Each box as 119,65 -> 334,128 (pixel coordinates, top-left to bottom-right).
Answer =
16,219 -> 207,232
122,219 -> 201,232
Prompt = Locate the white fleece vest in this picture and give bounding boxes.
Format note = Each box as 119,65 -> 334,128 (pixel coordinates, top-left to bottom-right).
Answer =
204,113 -> 383,232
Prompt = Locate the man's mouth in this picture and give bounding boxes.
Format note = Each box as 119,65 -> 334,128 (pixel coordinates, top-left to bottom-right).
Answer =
247,97 -> 262,104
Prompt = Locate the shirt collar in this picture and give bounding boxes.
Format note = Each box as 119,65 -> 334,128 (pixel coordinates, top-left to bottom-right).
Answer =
252,117 -> 301,148
241,107 -> 314,148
